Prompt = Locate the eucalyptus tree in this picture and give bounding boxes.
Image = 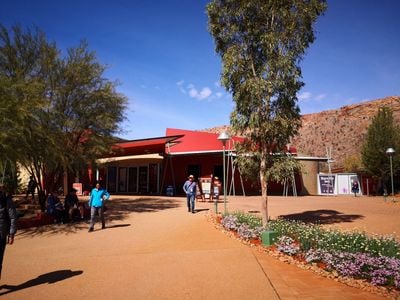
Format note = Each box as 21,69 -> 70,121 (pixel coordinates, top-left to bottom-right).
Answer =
0,24 -> 56,194
49,41 -> 127,192
207,0 -> 327,224
361,107 -> 400,193
0,24 -> 127,195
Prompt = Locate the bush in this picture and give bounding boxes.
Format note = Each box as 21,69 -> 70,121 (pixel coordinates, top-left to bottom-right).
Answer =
268,218 -> 400,258
305,249 -> 400,288
221,212 -> 263,240
220,212 -> 400,289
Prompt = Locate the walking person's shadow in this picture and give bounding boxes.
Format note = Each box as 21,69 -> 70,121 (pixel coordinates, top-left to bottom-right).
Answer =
0,269 -> 83,296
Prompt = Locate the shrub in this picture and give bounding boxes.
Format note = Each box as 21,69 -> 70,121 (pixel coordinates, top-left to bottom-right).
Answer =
305,249 -> 400,288
221,213 -> 263,240
221,212 -> 400,289
276,236 -> 300,256
268,218 -> 400,258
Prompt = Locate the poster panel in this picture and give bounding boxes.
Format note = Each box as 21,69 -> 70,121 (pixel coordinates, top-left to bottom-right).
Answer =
318,174 -> 336,195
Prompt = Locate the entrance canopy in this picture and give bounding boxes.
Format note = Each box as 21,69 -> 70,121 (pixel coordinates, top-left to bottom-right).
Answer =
105,135 -> 183,157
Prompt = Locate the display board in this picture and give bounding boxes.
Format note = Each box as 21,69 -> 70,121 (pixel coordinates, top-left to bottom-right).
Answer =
318,174 -> 336,195
72,183 -> 83,196
198,176 -> 212,201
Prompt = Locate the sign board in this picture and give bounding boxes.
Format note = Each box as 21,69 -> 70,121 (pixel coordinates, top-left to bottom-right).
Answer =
318,174 -> 336,195
202,182 -> 211,196
198,175 -> 214,201
72,183 -> 83,196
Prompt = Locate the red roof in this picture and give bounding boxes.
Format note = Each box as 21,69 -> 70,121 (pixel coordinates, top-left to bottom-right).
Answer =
166,128 -> 243,154
106,135 -> 183,157
103,128 -> 297,158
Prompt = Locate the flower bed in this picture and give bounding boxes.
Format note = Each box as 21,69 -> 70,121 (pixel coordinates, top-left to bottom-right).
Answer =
219,212 -> 400,292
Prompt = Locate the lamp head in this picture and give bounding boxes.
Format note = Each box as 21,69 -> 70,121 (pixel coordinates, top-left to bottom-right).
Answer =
218,131 -> 230,146
386,148 -> 395,156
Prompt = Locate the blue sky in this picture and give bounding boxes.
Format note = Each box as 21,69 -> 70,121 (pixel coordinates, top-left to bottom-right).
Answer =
1,0 -> 399,140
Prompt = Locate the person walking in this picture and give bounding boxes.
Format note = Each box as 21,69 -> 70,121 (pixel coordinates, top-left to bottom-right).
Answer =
0,185 -> 17,279
351,179 -> 360,197
183,175 -> 197,213
88,182 -> 110,232
25,176 -> 37,202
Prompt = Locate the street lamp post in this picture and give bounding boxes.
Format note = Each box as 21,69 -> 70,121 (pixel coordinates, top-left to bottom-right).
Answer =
218,131 -> 230,214
386,148 -> 395,196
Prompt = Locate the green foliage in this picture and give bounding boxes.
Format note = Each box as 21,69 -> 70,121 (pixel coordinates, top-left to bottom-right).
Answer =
343,154 -> 362,173
228,210 -> 263,229
361,107 -> 400,183
268,218 -> 400,258
223,212 -> 400,258
207,0 -> 327,223
0,24 -> 127,193
0,159 -> 19,193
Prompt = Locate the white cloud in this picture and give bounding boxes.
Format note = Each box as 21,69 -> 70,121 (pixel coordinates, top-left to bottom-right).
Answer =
315,93 -> 327,101
177,81 -> 213,100
298,91 -> 312,101
188,86 -> 212,100
198,87 -> 212,100
216,92 -> 223,98
188,86 -> 198,98
176,80 -> 186,94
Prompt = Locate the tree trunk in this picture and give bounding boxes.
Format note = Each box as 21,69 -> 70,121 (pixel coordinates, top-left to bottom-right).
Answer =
260,151 -> 269,226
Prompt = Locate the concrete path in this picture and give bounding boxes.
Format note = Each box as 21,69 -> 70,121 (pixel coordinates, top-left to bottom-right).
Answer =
0,196 -> 391,299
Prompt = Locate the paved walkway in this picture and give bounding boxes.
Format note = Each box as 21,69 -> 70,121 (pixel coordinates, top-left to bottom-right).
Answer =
1,195 -> 394,299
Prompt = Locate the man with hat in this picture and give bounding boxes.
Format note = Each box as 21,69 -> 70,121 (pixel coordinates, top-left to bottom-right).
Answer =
183,175 -> 197,213
0,184 -> 17,279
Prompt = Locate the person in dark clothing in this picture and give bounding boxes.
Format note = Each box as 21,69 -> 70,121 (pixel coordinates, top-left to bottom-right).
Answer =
46,192 -> 65,224
352,180 -> 360,197
64,188 -> 84,221
0,185 -> 17,279
25,176 -> 37,202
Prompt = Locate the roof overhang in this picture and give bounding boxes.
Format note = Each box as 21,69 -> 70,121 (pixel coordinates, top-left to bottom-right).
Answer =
97,153 -> 164,164
295,156 -> 330,162
103,135 -> 183,158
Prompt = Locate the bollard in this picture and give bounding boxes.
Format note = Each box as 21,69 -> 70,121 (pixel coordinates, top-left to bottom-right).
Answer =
261,230 -> 278,246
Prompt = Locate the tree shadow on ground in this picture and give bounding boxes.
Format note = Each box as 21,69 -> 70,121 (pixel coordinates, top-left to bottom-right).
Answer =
0,270 -> 83,296
279,209 -> 364,225
17,197 -> 181,237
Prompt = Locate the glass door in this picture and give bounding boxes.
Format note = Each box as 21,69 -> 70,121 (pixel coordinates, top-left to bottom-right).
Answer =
138,166 -> 148,193
128,167 -> 138,193
118,167 -> 128,192
107,166 -> 117,193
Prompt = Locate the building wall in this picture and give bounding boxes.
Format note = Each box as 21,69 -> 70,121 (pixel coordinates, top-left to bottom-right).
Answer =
161,153 -> 304,196
299,160 -> 319,195
88,154 -> 320,197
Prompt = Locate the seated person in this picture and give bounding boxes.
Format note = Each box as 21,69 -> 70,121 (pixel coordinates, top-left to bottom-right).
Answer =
46,192 -> 65,224
64,188 -> 85,221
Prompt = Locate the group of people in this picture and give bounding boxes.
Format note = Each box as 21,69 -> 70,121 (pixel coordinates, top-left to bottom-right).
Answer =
0,180 -> 111,279
45,182 -> 110,231
46,188 -> 85,224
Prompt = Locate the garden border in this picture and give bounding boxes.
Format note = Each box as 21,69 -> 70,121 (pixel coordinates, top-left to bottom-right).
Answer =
207,212 -> 400,299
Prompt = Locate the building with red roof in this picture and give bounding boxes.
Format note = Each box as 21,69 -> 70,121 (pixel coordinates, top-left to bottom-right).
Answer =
88,128 -> 327,196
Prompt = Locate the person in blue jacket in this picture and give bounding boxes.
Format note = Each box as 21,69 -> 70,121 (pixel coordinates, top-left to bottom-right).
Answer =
88,182 -> 110,232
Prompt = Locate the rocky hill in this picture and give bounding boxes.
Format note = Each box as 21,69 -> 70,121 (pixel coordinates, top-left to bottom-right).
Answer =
205,96 -> 400,169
